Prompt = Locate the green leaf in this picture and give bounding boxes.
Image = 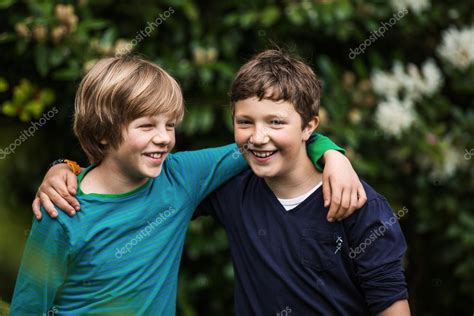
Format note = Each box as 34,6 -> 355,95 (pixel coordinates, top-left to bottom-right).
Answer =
240,11 -> 258,28
183,2 -> 199,21
0,78 -> 8,92
52,60 -> 80,80
35,44 -> 49,77
260,6 -> 281,27
0,0 -> 14,9
78,19 -> 109,31
49,48 -> 67,67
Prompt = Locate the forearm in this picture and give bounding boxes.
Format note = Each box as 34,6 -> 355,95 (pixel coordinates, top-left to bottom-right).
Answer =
306,133 -> 345,171
377,300 -> 410,316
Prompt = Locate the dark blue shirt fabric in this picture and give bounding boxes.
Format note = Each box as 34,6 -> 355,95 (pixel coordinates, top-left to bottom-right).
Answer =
196,170 -> 408,315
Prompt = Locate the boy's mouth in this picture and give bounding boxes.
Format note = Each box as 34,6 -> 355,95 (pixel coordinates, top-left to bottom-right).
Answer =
143,151 -> 167,159
250,150 -> 278,159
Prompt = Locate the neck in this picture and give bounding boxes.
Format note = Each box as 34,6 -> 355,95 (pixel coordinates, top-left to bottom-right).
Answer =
265,155 -> 322,199
81,159 -> 148,195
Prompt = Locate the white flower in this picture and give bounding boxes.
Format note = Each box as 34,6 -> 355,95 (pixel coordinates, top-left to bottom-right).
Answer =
371,71 -> 400,99
430,141 -> 463,179
420,59 -> 444,96
390,0 -> 430,15
437,25 -> 474,71
371,60 -> 443,101
374,98 -> 416,137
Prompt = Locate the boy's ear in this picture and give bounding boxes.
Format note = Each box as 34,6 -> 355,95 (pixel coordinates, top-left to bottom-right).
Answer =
302,116 -> 319,141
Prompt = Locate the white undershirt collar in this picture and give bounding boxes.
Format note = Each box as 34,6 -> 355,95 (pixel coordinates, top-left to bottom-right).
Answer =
277,181 -> 322,211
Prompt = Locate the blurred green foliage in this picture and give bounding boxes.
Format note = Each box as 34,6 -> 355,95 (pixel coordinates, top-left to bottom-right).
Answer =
1,0 -> 473,315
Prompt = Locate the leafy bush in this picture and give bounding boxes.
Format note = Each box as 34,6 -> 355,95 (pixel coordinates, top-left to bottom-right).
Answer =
1,0 -> 472,314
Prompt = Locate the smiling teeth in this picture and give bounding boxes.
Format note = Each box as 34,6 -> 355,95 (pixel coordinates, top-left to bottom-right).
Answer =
146,152 -> 163,159
252,151 -> 274,158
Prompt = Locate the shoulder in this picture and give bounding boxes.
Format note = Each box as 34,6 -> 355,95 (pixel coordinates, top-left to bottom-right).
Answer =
204,169 -> 256,202
38,206 -> 70,229
345,180 -> 407,227
217,169 -> 255,192
360,180 -> 385,203
26,207 -> 74,249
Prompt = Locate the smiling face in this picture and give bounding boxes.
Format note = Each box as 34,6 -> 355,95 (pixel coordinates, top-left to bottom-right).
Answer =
234,97 -> 318,180
102,113 -> 177,185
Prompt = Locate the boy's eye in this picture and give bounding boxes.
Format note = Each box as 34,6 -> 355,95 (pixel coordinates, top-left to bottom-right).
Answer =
139,124 -> 154,128
270,119 -> 284,125
236,120 -> 251,125
166,123 -> 176,128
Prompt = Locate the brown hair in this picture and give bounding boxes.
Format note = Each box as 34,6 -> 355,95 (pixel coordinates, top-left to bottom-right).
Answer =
74,56 -> 184,164
230,49 -> 320,127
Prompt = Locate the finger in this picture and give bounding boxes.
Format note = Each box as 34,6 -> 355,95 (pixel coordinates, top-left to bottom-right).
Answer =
51,178 -> 80,212
342,189 -> 359,220
334,187 -> 351,221
322,176 -> 331,208
356,183 -> 368,208
43,187 -> 76,216
65,172 -> 78,196
32,197 -> 42,220
326,183 -> 342,222
38,192 -> 59,218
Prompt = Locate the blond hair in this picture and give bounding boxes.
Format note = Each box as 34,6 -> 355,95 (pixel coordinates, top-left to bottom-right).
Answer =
74,56 -> 184,164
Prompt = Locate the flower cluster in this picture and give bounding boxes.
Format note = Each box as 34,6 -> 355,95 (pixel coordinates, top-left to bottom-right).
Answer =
437,25 -> 474,71
371,60 -> 443,137
372,60 -> 443,101
374,98 -> 416,138
390,0 -> 430,15
14,4 -> 79,44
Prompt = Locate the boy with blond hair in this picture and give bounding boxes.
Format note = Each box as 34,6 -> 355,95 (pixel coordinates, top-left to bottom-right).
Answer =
12,55 -> 365,315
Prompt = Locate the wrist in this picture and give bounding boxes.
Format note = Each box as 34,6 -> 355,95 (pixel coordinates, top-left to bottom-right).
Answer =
322,149 -> 342,164
48,159 -> 81,175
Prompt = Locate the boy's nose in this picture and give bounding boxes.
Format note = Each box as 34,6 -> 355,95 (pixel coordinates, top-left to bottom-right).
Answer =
250,126 -> 269,145
152,129 -> 171,146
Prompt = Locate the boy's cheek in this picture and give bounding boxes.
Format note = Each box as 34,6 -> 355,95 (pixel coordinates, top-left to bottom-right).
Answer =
234,131 -> 249,149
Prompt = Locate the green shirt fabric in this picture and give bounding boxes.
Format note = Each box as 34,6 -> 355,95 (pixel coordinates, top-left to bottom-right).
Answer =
10,136 -> 343,315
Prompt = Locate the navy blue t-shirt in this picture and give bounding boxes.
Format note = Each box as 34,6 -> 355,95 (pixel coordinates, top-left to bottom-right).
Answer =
196,170 -> 408,315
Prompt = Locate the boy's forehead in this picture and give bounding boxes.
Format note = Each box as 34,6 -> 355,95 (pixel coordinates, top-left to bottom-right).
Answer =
132,112 -> 178,121
234,97 -> 294,117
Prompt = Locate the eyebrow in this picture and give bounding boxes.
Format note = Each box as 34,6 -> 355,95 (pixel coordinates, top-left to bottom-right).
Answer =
234,114 -> 288,120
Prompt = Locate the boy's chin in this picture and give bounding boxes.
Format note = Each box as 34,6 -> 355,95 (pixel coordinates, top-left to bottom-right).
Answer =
144,166 -> 163,178
248,165 -> 277,179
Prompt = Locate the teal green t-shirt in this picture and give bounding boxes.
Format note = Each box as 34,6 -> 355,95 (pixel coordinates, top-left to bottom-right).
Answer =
10,136 -> 343,315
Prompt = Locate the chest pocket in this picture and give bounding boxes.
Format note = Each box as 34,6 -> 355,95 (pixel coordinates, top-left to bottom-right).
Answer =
300,229 -> 337,271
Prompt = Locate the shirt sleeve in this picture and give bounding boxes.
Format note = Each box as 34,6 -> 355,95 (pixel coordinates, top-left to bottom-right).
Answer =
307,133 -> 346,172
343,197 -> 408,314
10,211 -> 71,315
166,144 -> 248,206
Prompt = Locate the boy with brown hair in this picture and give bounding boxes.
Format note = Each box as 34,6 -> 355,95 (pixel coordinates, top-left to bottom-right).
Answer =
195,49 -> 411,315
12,55 -> 364,315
